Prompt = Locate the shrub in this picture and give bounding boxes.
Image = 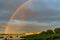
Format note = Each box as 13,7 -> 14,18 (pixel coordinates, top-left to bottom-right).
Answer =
54,28 -> 60,34
46,29 -> 54,34
41,31 -> 47,35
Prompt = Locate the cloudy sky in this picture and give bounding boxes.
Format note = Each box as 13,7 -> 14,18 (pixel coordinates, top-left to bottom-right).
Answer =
0,0 -> 60,33
0,0 -> 27,33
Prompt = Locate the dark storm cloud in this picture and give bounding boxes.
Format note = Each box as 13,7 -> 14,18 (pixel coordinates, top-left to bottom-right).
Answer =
1,0 -> 60,33
0,0 -> 27,21
30,0 -> 60,28
24,0 -> 60,23
1,0 -> 60,23
11,0 -> 60,28
0,0 -> 27,33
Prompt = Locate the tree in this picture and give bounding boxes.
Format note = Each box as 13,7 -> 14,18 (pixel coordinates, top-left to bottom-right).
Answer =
41,31 -> 47,35
54,28 -> 60,34
46,29 -> 54,34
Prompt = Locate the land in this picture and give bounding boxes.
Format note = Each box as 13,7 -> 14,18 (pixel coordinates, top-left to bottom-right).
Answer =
0,28 -> 60,40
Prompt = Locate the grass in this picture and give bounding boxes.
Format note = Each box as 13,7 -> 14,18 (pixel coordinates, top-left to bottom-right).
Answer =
21,34 -> 60,40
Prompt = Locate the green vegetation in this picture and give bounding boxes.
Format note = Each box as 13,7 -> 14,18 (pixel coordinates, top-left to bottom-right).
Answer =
21,28 -> 60,40
54,28 -> 60,34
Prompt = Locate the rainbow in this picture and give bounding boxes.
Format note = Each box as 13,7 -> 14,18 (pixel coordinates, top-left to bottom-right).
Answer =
5,0 -> 32,34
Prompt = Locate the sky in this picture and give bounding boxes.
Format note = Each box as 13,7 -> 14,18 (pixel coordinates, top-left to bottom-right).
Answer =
0,0 -> 27,33
0,0 -> 60,33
